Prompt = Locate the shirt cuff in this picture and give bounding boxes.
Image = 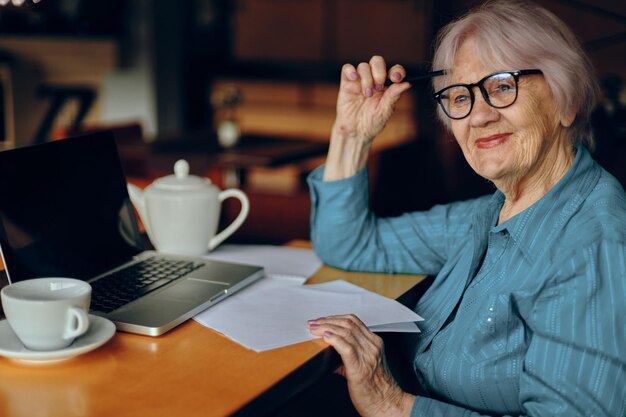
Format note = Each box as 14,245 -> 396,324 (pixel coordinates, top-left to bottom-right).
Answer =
306,163 -> 371,250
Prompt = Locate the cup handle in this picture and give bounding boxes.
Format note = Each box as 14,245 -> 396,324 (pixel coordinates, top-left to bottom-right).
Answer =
63,307 -> 90,340
208,189 -> 250,251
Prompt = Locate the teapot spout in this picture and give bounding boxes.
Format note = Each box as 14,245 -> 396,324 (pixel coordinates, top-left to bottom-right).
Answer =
127,183 -> 151,235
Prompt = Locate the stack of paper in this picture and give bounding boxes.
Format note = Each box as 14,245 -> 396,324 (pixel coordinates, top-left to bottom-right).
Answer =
194,245 -> 424,352
194,276 -> 423,352
202,244 -> 323,278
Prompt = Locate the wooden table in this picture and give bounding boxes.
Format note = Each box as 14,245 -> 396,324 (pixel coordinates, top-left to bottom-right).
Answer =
0,243 -> 426,417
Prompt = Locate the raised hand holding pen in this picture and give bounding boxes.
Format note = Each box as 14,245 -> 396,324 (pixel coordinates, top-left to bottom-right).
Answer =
323,55 -> 411,181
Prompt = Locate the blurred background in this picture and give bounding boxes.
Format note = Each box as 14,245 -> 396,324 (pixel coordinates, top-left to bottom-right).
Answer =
0,0 -> 624,244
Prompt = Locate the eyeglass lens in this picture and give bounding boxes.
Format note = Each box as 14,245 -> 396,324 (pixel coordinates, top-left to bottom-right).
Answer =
439,72 -> 518,119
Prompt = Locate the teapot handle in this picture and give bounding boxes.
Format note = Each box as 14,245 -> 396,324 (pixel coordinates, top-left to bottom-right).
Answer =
127,184 -> 150,235
208,189 -> 250,251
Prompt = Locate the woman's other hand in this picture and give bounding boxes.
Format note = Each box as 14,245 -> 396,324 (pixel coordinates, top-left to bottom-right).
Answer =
308,314 -> 415,417
324,56 -> 411,181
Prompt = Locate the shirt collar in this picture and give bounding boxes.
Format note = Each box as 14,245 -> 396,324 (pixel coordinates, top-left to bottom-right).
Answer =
486,144 -> 601,262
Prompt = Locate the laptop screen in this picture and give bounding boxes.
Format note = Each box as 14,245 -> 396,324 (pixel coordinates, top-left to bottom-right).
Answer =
0,131 -> 144,282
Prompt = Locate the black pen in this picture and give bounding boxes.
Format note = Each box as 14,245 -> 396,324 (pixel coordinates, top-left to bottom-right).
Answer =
384,69 -> 447,86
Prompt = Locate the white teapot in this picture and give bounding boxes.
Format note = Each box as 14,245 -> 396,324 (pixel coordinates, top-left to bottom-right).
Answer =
127,160 -> 249,256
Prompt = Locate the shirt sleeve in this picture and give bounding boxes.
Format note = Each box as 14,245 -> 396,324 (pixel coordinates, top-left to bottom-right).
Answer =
408,237 -> 626,417
307,164 -> 477,275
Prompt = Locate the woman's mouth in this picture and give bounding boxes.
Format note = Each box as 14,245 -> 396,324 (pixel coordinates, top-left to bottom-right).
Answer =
475,133 -> 511,149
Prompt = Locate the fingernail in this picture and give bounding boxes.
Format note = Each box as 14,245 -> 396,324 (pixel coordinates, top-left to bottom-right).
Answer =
364,88 -> 373,97
323,331 -> 333,338
308,323 -> 319,329
350,72 -> 358,80
393,72 -> 402,81
374,84 -> 384,91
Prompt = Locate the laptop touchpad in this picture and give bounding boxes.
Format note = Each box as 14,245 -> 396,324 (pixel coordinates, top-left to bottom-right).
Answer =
154,278 -> 226,304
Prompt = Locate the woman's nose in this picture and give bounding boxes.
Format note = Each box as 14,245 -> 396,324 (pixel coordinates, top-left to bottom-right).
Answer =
470,89 -> 499,127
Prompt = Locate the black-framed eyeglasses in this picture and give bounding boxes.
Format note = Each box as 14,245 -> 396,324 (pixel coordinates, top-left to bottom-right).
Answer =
433,69 -> 543,120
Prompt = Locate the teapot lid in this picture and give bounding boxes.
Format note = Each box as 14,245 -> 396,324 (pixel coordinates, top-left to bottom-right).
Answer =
153,160 -> 211,191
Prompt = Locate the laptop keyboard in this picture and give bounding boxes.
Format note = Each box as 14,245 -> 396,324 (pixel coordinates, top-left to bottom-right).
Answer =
90,257 -> 204,313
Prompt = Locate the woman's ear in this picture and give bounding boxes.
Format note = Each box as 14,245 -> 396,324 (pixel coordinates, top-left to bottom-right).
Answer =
560,107 -> 576,128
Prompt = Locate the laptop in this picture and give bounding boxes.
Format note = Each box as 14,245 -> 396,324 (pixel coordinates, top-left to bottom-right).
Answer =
0,131 -> 264,336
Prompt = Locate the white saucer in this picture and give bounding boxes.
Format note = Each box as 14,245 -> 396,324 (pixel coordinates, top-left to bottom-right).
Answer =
0,315 -> 116,364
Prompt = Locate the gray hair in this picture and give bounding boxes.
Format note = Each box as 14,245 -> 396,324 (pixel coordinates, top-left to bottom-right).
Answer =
432,0 -> 599,149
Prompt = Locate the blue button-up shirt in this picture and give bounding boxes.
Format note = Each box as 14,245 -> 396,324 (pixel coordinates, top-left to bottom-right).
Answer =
307,145 -> 626,417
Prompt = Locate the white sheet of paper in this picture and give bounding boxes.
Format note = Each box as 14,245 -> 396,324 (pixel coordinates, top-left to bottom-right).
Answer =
370,322 -> 421,332
202,244 -> 322,278
194,277 -> 423,352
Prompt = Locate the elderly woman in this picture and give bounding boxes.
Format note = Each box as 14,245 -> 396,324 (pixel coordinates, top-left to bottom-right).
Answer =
305,1 -> 626,416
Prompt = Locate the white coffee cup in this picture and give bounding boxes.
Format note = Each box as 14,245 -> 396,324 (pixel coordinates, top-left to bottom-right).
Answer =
1,278 -> 91,351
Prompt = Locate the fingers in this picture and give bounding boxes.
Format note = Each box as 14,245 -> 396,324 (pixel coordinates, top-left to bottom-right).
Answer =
310,314 -> 377,343
388,64 -> 406,83
307,314 -> 370,338
341,63 -> 359,83
369,55 -> 387,93
307,314 -> 382,363
341,56 -> 408,98
307,315 -> 381,383
307,315 -> 414,416
357,62 -> 375,97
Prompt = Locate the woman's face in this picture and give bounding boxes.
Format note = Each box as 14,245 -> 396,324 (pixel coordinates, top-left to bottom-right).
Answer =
449,38 -> 570,190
